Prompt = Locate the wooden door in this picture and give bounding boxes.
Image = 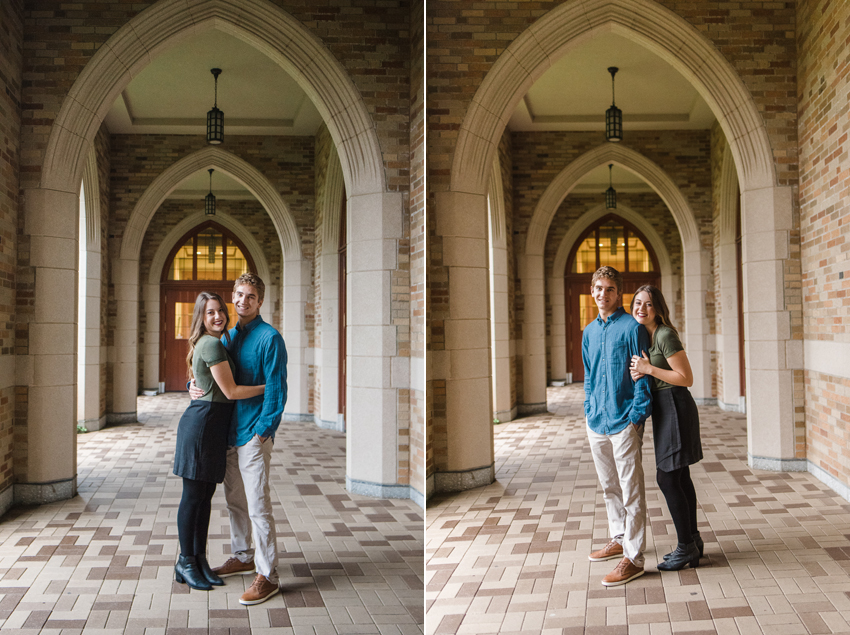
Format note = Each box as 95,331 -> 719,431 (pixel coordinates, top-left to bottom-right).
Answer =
162,283 -> 235,391
566,276 -> 658,383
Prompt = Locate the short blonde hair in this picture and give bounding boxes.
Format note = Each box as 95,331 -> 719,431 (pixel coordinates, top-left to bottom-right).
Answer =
233,272 -> 265,301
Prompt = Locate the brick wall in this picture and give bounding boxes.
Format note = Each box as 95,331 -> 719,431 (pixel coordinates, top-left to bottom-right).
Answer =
0,0 -> 22,491
94,125 -> 110,418
498,130 -> 517,415
409,0 -> 425,495
797,0 -> 850,484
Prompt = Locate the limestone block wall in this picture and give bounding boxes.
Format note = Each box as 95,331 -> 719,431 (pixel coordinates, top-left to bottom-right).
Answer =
0,0 -> 22,498
797,0 -> 850,494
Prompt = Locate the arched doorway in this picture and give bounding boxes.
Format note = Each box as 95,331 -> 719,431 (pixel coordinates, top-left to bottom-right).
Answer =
159,220 -> 256,391
565,214 -> 660,382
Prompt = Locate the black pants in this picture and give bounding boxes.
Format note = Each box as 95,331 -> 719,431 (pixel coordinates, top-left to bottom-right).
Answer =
177,478 -> 217,557
656,466 -> 698,544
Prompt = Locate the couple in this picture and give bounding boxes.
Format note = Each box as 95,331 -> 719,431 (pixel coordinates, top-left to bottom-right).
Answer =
583,266 -> 703,587
172,273 -> 287,606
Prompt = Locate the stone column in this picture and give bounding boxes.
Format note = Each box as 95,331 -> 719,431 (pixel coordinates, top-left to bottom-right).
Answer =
142,282 -> 160,393
281,256 -> 311,421
717,240 -> 744,411
683,248 -> 712,401
80,249 -> 105,430
548,274 -> 568,383
434,191 -> 494,492
741,185 -> 802,470
520,253 -> 548,413
345,191 -> 405,497
19,188 -> 79,503
319,251 -> 342,430
111,258 -> 139,423
490,236 -> 514,422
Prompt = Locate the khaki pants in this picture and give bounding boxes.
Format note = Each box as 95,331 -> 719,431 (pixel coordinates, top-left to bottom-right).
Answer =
587,422 -> 646,568
223,435 -> 279,583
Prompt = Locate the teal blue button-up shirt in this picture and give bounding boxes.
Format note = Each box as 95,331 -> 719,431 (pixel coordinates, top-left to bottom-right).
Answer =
223,315 -> 288,447
582,307 -> 652,434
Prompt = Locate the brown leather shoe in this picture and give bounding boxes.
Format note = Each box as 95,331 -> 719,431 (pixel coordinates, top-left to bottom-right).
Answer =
602,557 -> 645,587
588,540 -> 624,562
212,557 -> 255,578
239,573 -> 280,605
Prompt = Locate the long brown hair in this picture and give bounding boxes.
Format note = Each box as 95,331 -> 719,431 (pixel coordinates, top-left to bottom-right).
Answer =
186,291 -> 230,379
630,284 -> 678,336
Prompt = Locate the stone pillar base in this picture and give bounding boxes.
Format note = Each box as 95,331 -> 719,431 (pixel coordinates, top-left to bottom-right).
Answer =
15,478 -> 77,505
0,485 -> 12,519
433,464 -> 495,493
107,412 -> 137,425
346,477 -> 414,500
78,416 -> 107,432
493,406 -> 517,423
748,455 -> 807,472
518,402 -> 548,415
315,414 -> 346,433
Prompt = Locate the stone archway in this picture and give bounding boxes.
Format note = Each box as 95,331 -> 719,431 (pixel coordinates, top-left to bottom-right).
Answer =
112,146 -> 309,421
549,203 -> 676,384
521,143 -> 708,410
436,0 -> 796,493
23,0 -> 402,502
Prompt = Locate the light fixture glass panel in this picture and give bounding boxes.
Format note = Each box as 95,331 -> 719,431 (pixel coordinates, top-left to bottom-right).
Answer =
167,239 -> 195,280
196,228 -> 222,280
628,235 -> 653,272
572,236 -> 597,273
598,221 -> 625,270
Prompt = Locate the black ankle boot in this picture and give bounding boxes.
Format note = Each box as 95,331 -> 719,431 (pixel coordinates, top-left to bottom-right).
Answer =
663,532 -> 704,561
196,554 -> 224,586
175,555 -> 213,590
657,542 -> 700,571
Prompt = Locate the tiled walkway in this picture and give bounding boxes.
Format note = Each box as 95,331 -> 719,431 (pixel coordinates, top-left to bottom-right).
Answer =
0,393 -> 423,634
426,385 -> 850,635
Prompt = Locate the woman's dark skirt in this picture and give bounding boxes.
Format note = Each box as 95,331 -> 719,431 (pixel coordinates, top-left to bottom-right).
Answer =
173,400 -> 234,483
651,386 -> 703,472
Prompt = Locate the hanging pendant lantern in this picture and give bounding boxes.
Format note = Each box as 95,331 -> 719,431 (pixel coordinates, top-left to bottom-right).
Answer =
605,164 -> 617,210
205,169 -> 216,216
206,68 -> 224,145
605,67 -> 622,142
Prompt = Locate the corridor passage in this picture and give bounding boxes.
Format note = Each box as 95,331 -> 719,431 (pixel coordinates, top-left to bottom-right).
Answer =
0,394 -> 423,634
426,385 -> 850,635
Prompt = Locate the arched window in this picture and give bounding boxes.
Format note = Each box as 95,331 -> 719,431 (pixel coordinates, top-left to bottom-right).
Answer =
162,221 -> 256,282
565,214 -> 660,382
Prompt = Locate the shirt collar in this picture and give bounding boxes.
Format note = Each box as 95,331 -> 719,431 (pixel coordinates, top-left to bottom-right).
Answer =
236,314 -> 265,334
596,306 -> 626,325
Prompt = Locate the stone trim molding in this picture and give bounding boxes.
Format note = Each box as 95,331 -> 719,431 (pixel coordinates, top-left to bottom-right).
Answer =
107,412 -> 137,425
450,0 -> 775,197
488,157 -> 506,244
804,339 -> 850,380
121,146 -> 300,262
808,461 -> 850,505
81,148 -> 101,250
321,151 -> 346,249
41,0 -> 385,198
346,477 -> 418,500
517,402 -> 548,415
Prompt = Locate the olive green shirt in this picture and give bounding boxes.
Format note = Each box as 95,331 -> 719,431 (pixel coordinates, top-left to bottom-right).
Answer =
193,334 -> 236,403
647,325 -> 685,392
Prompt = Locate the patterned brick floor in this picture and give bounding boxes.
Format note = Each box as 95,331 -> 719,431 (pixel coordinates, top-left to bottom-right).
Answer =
0,393 -> 423,634
426,385 -> 850,635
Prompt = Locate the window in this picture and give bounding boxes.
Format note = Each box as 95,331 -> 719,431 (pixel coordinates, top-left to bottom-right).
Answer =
570,216 -> 656,274
163,222 -> 254,282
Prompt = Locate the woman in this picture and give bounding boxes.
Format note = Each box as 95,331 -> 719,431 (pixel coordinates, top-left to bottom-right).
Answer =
173,291 -> 265,591
629,285 -> 704,571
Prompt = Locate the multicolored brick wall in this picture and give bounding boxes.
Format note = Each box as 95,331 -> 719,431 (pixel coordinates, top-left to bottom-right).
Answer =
0,0 -> 22,492
797,0 -> 850,485
409,0 -> 425,495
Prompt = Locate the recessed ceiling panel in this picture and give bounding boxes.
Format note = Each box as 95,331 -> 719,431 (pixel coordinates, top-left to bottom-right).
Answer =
510,33 -> 715,132
105,30 -> 322,136
167,169 -> 253,201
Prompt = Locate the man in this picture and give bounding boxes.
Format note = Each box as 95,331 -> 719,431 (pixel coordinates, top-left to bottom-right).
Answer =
582,266 -> 652,587
191,272 -> 287,605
